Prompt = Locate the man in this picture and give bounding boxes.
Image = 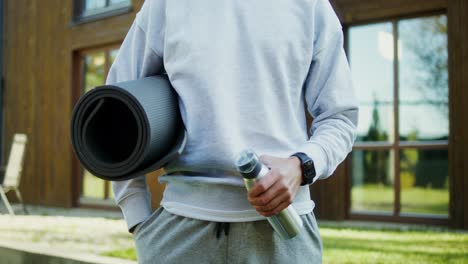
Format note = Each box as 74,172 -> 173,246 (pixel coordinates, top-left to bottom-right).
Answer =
107,0 -> 358,263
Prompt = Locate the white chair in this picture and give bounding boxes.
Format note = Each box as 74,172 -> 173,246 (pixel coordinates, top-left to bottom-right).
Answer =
0,133 -> 28,215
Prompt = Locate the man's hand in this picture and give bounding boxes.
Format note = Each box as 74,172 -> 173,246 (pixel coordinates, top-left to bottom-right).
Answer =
247,155 -> 302,217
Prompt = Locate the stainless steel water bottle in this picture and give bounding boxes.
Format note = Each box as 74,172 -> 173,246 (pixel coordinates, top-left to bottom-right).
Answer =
235,149 -> 303,240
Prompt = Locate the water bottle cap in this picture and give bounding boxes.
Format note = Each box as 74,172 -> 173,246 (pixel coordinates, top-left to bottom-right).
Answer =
235,149 -> 259,173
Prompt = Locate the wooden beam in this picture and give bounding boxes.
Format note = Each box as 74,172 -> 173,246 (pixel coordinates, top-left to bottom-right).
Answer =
448,0 -> 468,229
331,0 -> 447,24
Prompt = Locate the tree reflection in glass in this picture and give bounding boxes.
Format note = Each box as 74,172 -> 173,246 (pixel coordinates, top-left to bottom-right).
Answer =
349,23 -> 394,142
399,15 -> 448,141
348,14 -> 449,218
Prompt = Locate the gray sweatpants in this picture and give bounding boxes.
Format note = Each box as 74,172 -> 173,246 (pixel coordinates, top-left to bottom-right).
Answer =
132,207 -> 323,264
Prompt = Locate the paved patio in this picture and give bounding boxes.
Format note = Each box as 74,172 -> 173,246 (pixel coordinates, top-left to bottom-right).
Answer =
0,204 -> 135,264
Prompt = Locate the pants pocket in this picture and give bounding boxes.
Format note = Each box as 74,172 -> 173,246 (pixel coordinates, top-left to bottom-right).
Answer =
302,212 -> 323,259
133,207 -> 164,238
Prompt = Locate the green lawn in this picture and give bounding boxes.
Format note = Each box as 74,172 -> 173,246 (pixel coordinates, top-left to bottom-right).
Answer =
102,224 -> 468,263
320,225 -> 467,264
104,247 -> 136,260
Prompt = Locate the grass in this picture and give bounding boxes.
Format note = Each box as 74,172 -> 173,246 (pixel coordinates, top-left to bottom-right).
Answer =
104,247 -> 136,260
102,224 -> 468,263
320,225 -> 468,264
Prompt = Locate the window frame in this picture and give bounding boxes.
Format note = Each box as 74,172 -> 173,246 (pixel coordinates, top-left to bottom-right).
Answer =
344,11 -> 450,225
73,44 -> 121,208
73,0 -> 132,25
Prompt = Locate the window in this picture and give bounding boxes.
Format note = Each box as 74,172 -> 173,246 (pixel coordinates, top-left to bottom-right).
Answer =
79,46 -> 120,203
74,0 -> 132,23
348,14 -> 449,218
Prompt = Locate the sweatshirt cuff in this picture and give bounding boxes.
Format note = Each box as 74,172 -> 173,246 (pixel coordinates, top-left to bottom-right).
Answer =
117,192 -> 153,232
297,142 -> 328,184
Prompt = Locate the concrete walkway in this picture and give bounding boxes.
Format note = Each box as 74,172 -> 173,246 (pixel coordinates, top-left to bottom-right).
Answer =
0,204 -> 136,264
0,241 -> 136,264
7,204 -> 124,219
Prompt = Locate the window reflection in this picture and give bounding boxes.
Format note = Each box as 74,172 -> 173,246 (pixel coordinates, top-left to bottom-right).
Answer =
348,14 -> 449,219
400,149 -> 449,215
351,150 -> 394,213
349,23 -> 394,142
84,0 -> 106,11
109,0 -> 129,5
82,171 -> 105,198
79,0 -> 131,19
398,15 -> 448,141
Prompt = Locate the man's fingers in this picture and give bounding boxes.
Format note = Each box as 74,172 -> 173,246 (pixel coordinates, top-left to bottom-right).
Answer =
249,178 -> 288,206
246,154 -> 302,217
258,200 -> 291,217
254,189 -> 291,212
248,170 -> 280,197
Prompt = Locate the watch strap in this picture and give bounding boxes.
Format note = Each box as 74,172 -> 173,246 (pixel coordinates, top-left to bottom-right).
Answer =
291,152 -> 316,186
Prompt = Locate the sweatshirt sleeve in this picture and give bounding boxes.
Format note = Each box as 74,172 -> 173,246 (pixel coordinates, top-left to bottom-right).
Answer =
105,0 -> 166,231
297,0 -> 358,184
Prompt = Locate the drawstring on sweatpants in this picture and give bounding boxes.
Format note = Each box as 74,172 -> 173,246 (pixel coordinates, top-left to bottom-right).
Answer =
215,222 -> 230,239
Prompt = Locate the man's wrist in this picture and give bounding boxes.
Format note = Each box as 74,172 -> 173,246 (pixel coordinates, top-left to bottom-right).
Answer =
288,156 -> 303,183
291,152 -> 316,186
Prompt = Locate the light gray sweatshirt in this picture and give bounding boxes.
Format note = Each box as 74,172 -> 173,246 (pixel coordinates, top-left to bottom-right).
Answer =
107,0 -> 358,231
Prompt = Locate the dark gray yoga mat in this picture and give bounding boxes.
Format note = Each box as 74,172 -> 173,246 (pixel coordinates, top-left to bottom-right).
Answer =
70,75 -> 186,181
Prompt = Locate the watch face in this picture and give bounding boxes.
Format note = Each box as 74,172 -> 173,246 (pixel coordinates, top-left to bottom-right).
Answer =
304,159 -> 313,167
304,159 -> 316,178
293,153 -> 316,185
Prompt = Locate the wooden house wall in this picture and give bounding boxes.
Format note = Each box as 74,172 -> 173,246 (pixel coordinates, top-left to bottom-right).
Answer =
3,0 -> 73,206
2,0 -> 148,207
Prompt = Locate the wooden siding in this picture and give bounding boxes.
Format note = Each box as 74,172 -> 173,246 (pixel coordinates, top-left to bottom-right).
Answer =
1,0 -> 148,207
310,162 -> 349,220
3,0 -> 73,206
71,12 -> 137,50
448,0 -> 468,229
331,0 -> 447,24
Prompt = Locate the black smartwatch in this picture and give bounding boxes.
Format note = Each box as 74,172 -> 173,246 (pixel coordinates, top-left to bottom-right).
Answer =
291,152 -> 316,186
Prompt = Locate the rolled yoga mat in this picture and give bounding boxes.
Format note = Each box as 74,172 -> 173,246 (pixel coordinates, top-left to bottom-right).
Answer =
70,74 -> 187,181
